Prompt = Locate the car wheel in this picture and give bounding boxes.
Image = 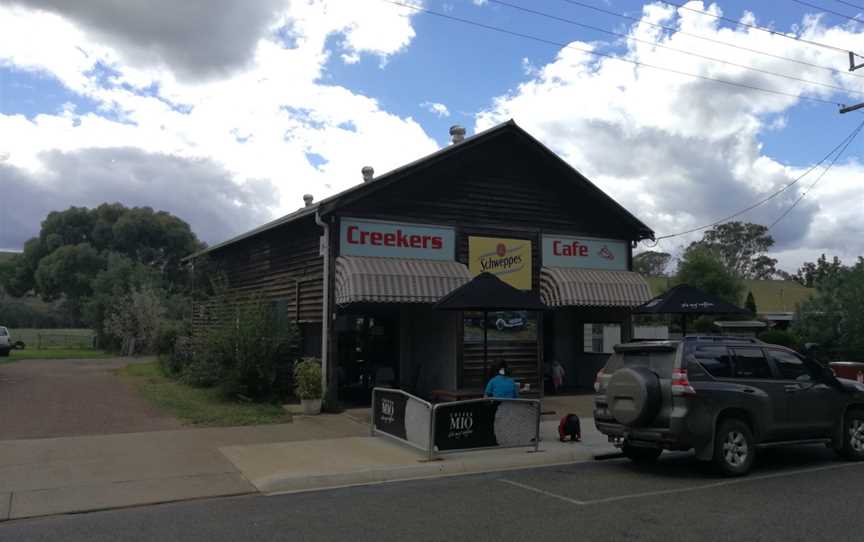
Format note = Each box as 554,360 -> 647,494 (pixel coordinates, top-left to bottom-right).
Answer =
622,443 -> 662,464
840,410 -> 864,461
713,418 -> 755,477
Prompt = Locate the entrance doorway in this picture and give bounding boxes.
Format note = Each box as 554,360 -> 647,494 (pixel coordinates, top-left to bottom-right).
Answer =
335,312 -> 400,404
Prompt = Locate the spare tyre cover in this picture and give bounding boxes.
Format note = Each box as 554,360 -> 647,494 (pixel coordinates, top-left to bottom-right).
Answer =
607,366 -> 662,427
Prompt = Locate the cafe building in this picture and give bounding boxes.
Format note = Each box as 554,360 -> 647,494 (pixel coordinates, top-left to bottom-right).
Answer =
188,121 -> 655,403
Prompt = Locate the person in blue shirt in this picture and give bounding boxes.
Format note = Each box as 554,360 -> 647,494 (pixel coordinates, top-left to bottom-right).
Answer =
485,359 -> 519,399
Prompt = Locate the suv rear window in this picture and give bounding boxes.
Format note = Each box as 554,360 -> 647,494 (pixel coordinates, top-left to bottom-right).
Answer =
604,349 -> 675,378
0,328 -> 7,336
692,345 -> 733,378
732,348 -> 774,379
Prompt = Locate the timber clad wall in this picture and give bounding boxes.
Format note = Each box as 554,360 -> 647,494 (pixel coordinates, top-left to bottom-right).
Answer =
191,216 -> 324,339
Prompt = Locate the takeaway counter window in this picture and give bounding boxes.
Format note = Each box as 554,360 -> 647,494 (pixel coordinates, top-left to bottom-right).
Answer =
463,311 -> 537,342
583,323 -> 621,354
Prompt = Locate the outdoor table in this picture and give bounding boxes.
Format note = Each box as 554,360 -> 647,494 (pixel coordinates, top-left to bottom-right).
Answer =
431,388 -> 484,402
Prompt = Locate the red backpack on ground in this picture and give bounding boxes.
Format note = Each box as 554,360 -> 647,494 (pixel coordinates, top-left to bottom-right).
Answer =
558,414 -> 581,442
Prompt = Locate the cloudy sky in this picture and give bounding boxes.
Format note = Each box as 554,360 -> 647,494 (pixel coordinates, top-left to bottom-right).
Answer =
2,0 -> 864,271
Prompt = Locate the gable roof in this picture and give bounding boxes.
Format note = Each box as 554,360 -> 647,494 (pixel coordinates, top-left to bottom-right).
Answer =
188,120 -> 654,260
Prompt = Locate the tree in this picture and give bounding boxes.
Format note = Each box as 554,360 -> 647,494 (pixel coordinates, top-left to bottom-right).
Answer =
676,246 -> 744,304
105,286 -> 167,356
794,258 -> 864,360
794,254 -> 843,288
633,251 -> 672,276
689,222 -> 778,279
745,291 -> 757,314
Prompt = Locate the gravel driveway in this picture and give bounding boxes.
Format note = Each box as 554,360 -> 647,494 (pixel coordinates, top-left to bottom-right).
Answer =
0,357 -> 181,440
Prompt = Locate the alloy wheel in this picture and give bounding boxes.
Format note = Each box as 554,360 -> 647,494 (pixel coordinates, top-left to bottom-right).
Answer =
849,419 -> 864,453
723,431 -> 749,467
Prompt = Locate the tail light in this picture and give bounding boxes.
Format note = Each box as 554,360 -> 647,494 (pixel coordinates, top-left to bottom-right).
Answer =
671,367 -> 696,397
594,368 -> 604,392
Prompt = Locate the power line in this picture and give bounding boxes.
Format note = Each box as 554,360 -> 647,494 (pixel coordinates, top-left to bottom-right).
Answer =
791,0 -> 864,24
659,0 -> 861,56
768,118 -> 864,230
652,119 -> 864,241
487,0 -> 864,98
560,0 -> 864,81
381,0 -> 843,107
834,0 -> 864,11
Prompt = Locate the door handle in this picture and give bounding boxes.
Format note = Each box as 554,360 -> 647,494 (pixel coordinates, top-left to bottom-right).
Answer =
741,387 -> 756,393
785,384 -> 801,392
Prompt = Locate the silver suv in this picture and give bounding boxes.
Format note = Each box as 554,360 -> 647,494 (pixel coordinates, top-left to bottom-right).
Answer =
594,336 -> 864,476
0,326 -> 10,357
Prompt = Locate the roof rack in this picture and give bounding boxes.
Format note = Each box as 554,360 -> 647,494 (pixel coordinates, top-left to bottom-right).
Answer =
682,335 -> 763,344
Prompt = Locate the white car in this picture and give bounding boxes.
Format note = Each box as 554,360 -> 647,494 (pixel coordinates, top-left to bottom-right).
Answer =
0,326 -> 10,357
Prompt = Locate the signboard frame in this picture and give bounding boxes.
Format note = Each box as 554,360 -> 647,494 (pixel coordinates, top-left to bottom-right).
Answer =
339,217 -> 456,261
541,234 -> 628,271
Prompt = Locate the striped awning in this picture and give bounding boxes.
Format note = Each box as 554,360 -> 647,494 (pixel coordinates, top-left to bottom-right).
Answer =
335,256 -> 472,305
540,267 -> 652,308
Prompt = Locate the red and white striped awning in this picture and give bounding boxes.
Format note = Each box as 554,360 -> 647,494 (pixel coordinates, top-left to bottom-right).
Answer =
540,267 -> 651,308
335,256 -> 471,305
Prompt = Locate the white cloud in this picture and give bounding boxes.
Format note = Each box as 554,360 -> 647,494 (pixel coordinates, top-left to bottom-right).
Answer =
476,1 -> 864,272
420,101 -> 451,117
0,0 -> 438,246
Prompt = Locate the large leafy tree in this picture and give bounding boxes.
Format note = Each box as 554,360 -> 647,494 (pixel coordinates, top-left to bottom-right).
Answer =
676,246 -> 744,304
1,203 -> 204,325
794,254 -> 844,288
689,222 -> 778,279
633,251 -> 672,276
794,258 -> 864,359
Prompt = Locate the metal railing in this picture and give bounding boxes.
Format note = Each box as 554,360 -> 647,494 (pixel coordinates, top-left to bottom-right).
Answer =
371,388 -> 541,461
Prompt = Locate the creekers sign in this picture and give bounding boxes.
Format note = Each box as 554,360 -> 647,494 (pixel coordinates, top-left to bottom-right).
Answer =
468,236 -> 532,290
340,218 -> 455,261
542,235 -> 627,271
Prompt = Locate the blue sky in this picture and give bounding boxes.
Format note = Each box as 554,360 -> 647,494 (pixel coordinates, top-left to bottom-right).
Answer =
2,0 -> 864,270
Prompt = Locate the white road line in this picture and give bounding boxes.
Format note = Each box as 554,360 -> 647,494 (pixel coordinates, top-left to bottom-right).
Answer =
500,461 -> 864,507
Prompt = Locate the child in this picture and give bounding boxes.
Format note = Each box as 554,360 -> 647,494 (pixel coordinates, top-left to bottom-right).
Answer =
551,360 -> 566,394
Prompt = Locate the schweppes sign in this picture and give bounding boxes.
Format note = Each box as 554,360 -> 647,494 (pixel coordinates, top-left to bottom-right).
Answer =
468,236 -> 532,290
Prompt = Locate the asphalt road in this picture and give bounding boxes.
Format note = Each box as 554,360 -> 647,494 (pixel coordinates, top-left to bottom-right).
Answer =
2,445 -> 863,542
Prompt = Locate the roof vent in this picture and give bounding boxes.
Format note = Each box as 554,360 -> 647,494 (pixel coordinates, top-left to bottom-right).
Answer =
303,194 -> 314,207
361,166 -> 374,183
449,125 -> 466,144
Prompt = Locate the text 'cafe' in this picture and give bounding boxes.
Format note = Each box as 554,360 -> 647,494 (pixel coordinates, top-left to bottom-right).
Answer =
188,120 -> 655,403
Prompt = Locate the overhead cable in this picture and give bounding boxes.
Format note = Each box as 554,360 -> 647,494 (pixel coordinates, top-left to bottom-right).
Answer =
381,0 -> 844,107
791,0 -> 864,24
560,0 -> 864,80
651,118 -> 864,241
488,0 -> 864,97
659,0 -> 861,56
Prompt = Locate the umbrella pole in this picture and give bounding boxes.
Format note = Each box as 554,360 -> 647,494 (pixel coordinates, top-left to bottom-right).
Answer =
483,310 -> 488,384
681,314 -> 687,337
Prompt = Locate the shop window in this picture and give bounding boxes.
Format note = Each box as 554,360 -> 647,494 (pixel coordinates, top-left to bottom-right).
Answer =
583,324 -> 621,354
463,311 -> 537,343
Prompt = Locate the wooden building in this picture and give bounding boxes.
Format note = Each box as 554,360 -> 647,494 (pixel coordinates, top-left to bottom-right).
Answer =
188,120 -> 655,402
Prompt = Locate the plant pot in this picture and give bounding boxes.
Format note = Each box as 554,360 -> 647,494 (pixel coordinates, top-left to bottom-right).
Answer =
301,398 -> 322,415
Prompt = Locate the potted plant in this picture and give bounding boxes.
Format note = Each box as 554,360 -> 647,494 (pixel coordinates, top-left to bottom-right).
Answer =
294,357 -> 323,415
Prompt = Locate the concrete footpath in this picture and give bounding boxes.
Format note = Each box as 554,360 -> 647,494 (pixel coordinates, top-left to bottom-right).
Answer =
0,415 -> 366,521
220,417 -> 616,495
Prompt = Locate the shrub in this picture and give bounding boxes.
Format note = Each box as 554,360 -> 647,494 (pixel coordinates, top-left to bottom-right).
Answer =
294,358 -> 322,400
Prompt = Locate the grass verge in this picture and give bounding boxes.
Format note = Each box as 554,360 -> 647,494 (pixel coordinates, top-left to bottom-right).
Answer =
118,362 -> 291,427
5,349 -> 112,360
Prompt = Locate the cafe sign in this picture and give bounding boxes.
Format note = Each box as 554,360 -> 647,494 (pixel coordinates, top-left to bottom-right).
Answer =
340,218 -> 455,261
542,235 -> 627,271
468,236 -> 532,290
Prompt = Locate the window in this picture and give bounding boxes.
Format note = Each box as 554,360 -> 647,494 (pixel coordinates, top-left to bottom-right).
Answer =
693,345 -> 733,378
732,348 -> 774,379
583,324 -> 621,354
769,350 -> 811,381
0,327 -> 7,336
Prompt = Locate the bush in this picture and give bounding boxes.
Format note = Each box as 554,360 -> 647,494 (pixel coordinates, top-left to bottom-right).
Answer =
188,295 -> 299,400
294,358 -> 322,400
159,334 -> 193,378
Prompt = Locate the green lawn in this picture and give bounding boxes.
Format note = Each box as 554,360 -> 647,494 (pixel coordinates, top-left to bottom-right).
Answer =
118,362 -> 291,427
5,348 -> 112,360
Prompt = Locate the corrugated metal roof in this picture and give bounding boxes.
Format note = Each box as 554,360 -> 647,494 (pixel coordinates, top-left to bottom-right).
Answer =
334,256 -> 471,305
541,267 -> 652,307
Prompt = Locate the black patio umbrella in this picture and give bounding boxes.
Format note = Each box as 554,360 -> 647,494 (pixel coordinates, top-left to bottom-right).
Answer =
633,284 -> 751,336
434,272 -> 545,382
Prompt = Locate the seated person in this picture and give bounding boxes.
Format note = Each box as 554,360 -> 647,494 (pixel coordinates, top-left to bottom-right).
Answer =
484,359 -> 519,399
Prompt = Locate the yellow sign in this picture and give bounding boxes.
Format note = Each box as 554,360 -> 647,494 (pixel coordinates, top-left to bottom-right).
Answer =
468,236 -> 532,290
